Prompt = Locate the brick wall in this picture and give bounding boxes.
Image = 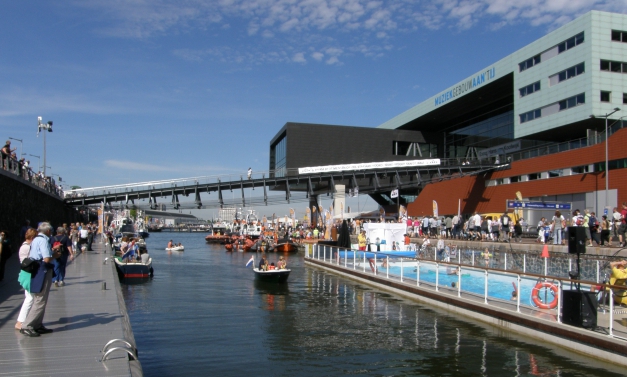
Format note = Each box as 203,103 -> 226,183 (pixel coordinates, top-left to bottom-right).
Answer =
408,128 -> 627,217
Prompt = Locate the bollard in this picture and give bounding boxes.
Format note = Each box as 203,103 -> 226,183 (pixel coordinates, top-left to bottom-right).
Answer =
102,282 -> 107,290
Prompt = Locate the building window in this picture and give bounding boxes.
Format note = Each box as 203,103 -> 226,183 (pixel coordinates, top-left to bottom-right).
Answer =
510,176 -> 520,183
558,93 -> 585,111
557,32 -> 584,53
558,63 -> 585,82
519,81 -> 540,97
623,93 -> 627,104
528,173 -> 540,180
519,55 -> 541,72
612,30 -> 627,42
520,109 -> 541,123
600,60 -> 627,73
601,91 -> 611,102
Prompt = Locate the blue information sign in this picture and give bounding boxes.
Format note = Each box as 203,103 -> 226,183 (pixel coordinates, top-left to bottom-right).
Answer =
507,200 -> 571,210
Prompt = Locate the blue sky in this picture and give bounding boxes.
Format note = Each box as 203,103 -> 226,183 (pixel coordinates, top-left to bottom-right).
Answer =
2,1 -> 626,219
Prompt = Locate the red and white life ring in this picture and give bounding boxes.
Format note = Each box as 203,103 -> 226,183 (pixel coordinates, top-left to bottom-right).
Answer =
531,281 -> 559,309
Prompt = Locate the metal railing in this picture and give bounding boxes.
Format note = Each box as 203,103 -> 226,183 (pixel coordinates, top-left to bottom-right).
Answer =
1,158 -> 63,198
307,244 -> 627,342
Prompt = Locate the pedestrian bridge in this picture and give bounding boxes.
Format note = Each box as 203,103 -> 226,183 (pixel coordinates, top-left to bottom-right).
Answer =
64,159 -> 508,209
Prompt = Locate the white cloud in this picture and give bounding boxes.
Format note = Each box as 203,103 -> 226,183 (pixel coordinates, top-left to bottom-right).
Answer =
326,56 -> 340,65
311,51 -> 324,60
293,52 -> 307,63
76,0 -> 627,64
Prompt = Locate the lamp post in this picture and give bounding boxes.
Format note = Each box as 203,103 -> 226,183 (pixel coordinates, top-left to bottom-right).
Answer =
8,137 -> 23,158
28,154 -> 40,171
590,107 -> 620,212
37,116 -> 53,177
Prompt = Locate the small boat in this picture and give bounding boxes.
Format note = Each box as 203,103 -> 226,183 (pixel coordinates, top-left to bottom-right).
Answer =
165,246 -> 185,251
273,239 -> 299,253
114,256 -> 153,279
253,267 -> 291,283
205,234 -> 231,244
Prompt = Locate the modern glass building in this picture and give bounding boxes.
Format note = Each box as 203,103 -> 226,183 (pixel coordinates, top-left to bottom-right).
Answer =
378,11 -> 627,161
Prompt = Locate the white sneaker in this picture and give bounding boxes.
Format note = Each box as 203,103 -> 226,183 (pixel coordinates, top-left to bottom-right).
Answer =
59,281 -> 65,286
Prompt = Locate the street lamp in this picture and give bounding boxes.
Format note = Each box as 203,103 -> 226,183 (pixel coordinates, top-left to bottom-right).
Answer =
28,154 -> 40,171
590,107 -> 620,212
37,116 -> 53,177
8,137 -> 23,158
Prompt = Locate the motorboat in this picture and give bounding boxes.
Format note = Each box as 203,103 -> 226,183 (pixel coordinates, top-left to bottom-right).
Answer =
114,255 -> 153,279
253,267 -> 291,283
273,238 -> 299,253
165,245 -> 185,251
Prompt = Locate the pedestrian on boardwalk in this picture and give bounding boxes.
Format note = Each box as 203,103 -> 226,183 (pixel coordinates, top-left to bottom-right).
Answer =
51,227 -> 73,287
247,167 -> 252,180
20,222 -> 62,337
87,224 -> 94,251
15,228 -> 38,330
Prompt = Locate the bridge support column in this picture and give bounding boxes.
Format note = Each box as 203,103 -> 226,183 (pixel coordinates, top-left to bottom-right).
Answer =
309,195 -> 319,228
333,184 -> 345,218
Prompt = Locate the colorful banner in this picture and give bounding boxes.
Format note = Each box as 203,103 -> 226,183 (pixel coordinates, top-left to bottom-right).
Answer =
433,200 -> 438,218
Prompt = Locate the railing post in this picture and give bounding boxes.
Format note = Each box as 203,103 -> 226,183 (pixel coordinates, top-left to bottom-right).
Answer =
400,258 -> 403,282
523,254 -> 526,273
435,262 -> 439,291
484,270 -> 489,304
472,250 -> 475,266
610,287 -> 614,337
596,260 -> 600,283
363,252 -> 366,273
386,256 -> 389,278
374,254 -> 377,275
354,248 -> 356,270
516,274 -> 521,313
344,248 -> 347,268
557,280 -> 562,323
417,260 -> 420,287
504,252 -> 507,271
323,246 -> 326,262
457,266 -> 461,297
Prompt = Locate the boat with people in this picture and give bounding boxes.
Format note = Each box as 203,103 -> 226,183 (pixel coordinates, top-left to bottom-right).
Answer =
114,256 -> 153,279
248,256 -> 290,283
165,246 -> 185,251
253,267 -> 291,283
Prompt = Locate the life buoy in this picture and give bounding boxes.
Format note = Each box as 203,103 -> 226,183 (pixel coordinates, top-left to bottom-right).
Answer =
531,281 -> 559,309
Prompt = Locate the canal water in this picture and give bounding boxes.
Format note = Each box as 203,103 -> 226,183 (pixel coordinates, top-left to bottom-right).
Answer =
121,233 -> 621,376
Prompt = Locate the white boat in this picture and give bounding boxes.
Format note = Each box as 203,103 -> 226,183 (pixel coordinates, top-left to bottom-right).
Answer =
165,246 -> 185,251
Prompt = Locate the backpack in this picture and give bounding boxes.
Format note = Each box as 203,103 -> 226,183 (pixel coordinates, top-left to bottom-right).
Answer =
589,216 -> 599,231
575,216 -> 583,226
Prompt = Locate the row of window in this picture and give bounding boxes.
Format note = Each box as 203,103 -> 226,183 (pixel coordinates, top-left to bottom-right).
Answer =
518,32 -> 584,72
600,59 -> 627,73
555,62 -> 585,83
519,62 -> 586,99
612,29 -> 627,42
519,81 -> 540,98
519,93 -> 585,124
487,158 -> 627,187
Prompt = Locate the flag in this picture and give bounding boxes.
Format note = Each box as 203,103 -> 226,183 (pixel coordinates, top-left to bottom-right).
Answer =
246,256 -> 254,267
433,200 -> 438,217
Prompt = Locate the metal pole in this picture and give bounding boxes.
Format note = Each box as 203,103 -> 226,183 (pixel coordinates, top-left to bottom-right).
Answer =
43,129 -> 47,177
605,115 -> 608,210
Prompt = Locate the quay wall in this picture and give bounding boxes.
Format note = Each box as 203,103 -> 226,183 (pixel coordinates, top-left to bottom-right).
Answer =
0,169 -> 79,249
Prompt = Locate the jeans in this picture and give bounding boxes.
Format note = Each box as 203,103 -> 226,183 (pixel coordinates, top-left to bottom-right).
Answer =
52,254 -> 69,283
553,228 -> 562,245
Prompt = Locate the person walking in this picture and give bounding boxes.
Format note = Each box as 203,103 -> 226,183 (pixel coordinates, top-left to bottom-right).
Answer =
20,222 -> 62,337
51,227 -> 73,287
15,228 -> 38,330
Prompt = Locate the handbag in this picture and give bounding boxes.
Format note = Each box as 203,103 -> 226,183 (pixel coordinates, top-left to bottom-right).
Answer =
29,260 -> 48,294
20,257 -> 40,274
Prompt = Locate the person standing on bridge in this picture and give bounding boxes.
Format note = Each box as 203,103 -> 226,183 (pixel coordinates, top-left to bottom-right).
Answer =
247,167 -> 252,180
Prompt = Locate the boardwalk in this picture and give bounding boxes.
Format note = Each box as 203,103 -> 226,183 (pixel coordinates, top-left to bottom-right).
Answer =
0,241 -> 141,376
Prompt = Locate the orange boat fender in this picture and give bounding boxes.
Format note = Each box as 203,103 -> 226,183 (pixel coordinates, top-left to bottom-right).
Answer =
531,281 -> 558,309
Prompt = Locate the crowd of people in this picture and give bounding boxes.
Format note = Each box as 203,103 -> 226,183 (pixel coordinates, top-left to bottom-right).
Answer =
5,220 -> 99,337
1,139 -> 64,197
